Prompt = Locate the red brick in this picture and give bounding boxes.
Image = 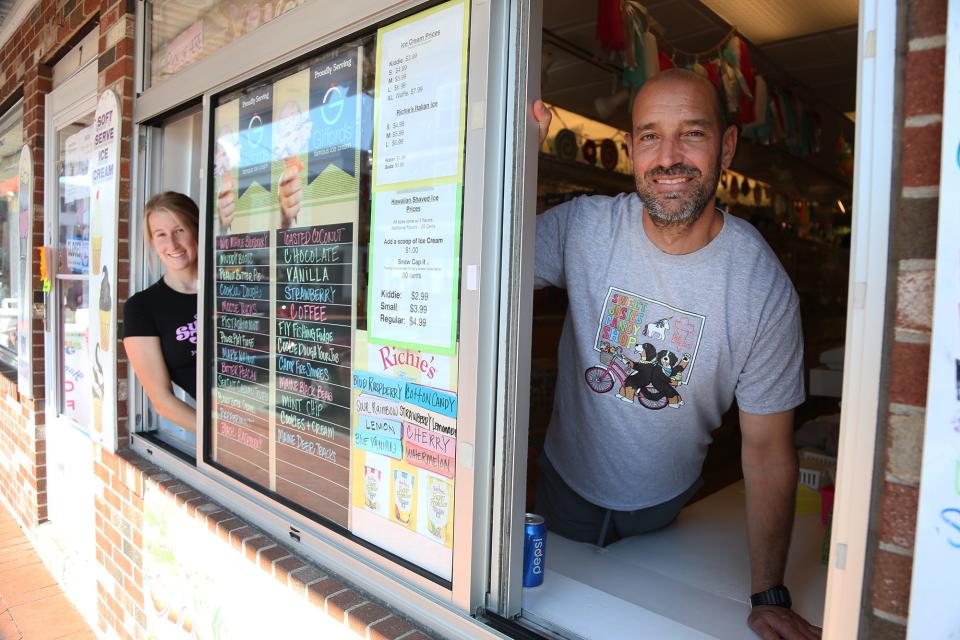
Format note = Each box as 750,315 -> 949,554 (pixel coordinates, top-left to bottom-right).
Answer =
274,555 -> 305,582
901,123 -> 943,188
347,602 -> 392,636
907,0 -> 948,39
242,536 -> 274,563
215,517 -> 245,541
904,48 -> 946,117
227,525 -> 259,551
257,545 -> 289,572
878,482 -> 920,549
871,549 -> 913,617
369,615 -> 418,640
306,577 -> 346,607
325,590 -> 366,623
204,510 -> 234,534
887,340 -> 930,406
288,566 -> 327,595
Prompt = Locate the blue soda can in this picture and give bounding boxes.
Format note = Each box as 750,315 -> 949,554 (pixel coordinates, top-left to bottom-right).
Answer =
523,513 -> 547,587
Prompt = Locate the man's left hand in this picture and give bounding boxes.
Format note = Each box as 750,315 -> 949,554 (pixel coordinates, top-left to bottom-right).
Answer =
748,606 -> 822,640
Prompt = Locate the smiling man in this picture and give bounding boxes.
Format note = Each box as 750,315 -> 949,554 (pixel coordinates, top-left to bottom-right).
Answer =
532,69 -> 820,640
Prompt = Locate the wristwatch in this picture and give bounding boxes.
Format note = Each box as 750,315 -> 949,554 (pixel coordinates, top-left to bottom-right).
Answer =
750,584 -> 792,609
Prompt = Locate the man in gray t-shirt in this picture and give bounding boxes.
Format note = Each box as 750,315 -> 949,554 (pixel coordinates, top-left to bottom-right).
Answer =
532,70 -> 820,640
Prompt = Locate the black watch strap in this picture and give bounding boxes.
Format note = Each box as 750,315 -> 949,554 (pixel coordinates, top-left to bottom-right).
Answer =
750,585 -> 792,609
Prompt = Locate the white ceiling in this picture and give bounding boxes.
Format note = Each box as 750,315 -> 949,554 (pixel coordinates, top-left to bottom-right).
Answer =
701,0 -> 859,44
542,0 -> 859,125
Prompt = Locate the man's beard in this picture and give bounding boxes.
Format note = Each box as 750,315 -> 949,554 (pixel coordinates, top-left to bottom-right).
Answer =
636,155 -> 721,229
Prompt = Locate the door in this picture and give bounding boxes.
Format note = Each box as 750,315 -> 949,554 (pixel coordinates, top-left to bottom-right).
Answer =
42,57 -> 98,624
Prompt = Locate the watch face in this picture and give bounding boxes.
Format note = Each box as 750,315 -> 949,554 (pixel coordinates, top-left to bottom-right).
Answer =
751,586 -> 792,608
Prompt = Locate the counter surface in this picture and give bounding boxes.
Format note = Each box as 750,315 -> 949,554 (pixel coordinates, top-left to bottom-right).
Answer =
522,481 -> 828,639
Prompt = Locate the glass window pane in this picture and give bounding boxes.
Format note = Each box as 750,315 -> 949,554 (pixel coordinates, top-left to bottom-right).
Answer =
0,103 -> 23,367
56,115 -> 95,425
204,0 -> 470,584
59,279 -> 91,421
146,0 -> 308,88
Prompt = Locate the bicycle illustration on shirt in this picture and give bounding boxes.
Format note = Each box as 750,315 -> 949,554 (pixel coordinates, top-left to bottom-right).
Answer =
584,342 -> 690,410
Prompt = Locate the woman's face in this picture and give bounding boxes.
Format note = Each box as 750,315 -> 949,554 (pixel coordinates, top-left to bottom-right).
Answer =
148,208 -> 197,273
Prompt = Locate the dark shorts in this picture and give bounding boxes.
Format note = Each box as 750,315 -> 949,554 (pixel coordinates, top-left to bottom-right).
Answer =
535,453 -> 703,547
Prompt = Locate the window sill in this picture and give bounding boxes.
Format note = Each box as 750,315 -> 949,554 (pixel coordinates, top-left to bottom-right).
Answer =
521,481 -> 827,639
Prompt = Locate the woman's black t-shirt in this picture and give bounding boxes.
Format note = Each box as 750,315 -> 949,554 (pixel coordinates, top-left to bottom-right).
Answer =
123,278 -> 198,398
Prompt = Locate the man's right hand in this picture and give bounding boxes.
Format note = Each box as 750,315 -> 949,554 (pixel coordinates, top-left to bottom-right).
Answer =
533,99 -> 552,147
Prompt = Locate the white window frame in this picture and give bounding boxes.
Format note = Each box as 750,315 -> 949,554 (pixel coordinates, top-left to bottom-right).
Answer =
822,0 -> 898,637
129,1 -> 515,636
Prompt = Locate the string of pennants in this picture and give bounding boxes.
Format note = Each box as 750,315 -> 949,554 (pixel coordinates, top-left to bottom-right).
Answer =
595,0 -> 823,161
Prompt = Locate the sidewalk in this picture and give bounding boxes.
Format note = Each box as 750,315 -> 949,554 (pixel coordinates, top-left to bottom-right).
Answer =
0,509 -> 95,640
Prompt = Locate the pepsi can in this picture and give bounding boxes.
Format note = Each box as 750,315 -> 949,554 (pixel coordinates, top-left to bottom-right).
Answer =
523,513 -> 547,587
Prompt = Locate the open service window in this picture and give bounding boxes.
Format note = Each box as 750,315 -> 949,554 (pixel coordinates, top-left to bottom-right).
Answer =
197,0 -> 500,606
133,105 -> 204,456
484,0 -> 888,639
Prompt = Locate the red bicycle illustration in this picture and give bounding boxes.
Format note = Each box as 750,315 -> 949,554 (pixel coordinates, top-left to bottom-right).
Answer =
584,346 -> 669,410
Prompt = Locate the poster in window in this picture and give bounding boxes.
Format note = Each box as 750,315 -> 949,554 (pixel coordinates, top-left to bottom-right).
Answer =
16,145 -> 32,396
89,90 -> 121,452
210,44 -> 363,527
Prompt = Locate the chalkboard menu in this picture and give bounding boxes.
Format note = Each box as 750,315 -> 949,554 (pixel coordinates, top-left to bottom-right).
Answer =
206,0 -> 468,582
214,231 -> 271,487
274,223 -> 354,524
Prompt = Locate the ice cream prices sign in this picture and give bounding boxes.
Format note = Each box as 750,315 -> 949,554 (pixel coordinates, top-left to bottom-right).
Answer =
207,4 -> 468,582
367,0 -> 469,355
90,90 -> 120,452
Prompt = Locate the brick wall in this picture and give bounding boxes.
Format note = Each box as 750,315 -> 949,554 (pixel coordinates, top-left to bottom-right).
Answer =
0,0 -> 101,532
865,0 -> 947,637
91,450 -> 437,640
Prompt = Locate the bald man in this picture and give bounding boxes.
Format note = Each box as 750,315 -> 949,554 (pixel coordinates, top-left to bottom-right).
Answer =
532,70 -> 819,640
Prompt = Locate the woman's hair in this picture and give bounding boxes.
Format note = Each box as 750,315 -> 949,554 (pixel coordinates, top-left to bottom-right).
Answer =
144,192 -> 200,239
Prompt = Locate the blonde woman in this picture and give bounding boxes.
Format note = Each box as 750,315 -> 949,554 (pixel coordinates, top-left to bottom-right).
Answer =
123,192 -> 199,432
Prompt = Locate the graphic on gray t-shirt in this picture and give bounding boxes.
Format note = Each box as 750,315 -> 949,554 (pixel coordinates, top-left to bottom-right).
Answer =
587,287 -> 705,410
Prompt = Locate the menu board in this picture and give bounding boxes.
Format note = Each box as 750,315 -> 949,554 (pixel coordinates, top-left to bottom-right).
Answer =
367,0 -> 468,355
275,222 -> 354,523
207,0 -> 468,582
211,43 -> 363,527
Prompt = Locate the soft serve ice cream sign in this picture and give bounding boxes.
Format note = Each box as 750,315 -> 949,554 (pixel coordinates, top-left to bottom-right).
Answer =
90,90 -> 121,451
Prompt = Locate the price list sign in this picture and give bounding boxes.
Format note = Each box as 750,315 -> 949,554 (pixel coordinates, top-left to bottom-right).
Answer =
372,1 -> 466,186
369,183 -> 459,351
274,223 -> 354,525
368,0 -> 468,355
213,231 -> 272,487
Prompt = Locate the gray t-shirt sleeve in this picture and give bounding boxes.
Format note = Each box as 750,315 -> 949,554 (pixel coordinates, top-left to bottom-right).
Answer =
735,279 -> 806,414
534,199 -> 574,289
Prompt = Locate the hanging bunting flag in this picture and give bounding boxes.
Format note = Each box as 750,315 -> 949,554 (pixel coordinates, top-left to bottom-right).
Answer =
596,0 -> 626,51
642,30 -> 659,81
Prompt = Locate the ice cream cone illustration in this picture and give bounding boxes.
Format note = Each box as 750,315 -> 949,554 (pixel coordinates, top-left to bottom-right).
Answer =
92,395 -> 103,436
91,237 -> 102,274
91,344 -> 105,435
98,266 -> 112,350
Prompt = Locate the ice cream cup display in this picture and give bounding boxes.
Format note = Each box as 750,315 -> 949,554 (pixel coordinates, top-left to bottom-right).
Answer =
393,469 -> 415,525
426,476 -> 452,542
364,465 -> 381,510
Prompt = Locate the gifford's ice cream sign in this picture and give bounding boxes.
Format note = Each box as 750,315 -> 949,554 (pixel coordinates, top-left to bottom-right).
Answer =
90,90 -> 120,451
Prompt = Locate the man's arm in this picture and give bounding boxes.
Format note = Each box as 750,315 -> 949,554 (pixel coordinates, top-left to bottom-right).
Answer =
740,409 -> 820,640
